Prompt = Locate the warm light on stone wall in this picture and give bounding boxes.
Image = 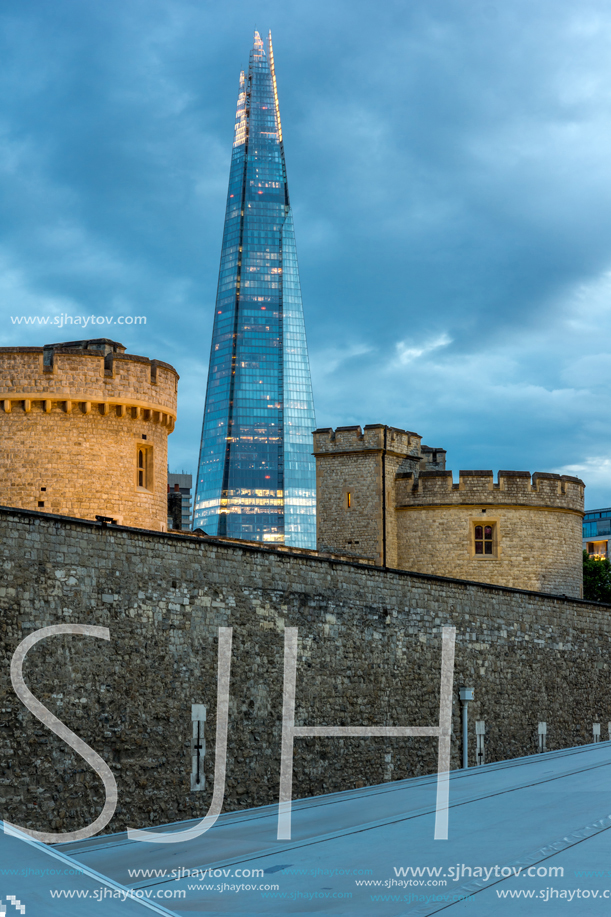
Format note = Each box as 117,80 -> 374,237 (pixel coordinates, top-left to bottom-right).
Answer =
0,340 -> 178,531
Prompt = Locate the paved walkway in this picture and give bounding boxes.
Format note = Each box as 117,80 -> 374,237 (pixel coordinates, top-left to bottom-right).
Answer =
53,742 -> 611,915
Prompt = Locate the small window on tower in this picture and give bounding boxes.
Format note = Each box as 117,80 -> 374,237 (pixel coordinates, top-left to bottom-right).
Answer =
346,492 -> 352,509
136,445 -> 153,492
474,523 -> 495,556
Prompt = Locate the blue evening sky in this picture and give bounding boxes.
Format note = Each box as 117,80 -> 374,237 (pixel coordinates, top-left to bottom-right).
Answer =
1,0 -> 611,507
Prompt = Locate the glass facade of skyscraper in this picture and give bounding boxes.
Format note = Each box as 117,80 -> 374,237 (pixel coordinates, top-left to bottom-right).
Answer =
583,507 -> 611,559
193,31 -> 316,548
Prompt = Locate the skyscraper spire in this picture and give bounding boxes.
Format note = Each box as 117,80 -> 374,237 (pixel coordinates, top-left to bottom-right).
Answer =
193,32 -> 317,547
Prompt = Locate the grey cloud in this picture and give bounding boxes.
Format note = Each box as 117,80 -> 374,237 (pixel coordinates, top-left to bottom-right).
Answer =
1,0 -> 611,507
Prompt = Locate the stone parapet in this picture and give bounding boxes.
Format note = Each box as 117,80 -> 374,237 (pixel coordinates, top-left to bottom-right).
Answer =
0,341 -> 178,423
313,424 -> 422,457
396,469 -> 584,513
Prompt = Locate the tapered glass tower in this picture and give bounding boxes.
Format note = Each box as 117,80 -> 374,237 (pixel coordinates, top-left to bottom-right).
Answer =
193,31 -> 316,548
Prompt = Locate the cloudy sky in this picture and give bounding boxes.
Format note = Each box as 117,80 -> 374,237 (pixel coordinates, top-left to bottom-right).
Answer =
2,0 -> 611,507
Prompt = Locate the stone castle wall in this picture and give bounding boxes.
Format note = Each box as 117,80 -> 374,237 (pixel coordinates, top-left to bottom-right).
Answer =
0,506 -> 609,837
0,342 -> 178,530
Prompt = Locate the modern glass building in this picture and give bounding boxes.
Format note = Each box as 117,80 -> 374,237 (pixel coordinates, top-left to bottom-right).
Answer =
193,31 -> 316,548
583,508 -> 611,559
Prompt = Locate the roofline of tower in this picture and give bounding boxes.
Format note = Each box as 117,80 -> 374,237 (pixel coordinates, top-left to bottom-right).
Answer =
0,344 -> 179,380
313,423 -> 422,439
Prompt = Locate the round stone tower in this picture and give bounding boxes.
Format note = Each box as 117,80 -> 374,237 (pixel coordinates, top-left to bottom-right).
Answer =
0,339 -> 178,530
395,468 -> 585,597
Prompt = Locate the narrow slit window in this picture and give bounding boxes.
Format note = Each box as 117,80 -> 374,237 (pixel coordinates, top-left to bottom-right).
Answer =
136,445 -> 153,491
346,492 -> 352,509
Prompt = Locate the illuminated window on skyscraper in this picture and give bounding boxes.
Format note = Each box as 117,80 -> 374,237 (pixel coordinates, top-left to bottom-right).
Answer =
194,31 -> 317,548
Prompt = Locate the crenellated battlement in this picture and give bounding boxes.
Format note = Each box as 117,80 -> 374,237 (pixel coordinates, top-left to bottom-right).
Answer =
396,469 -> 584,512
0,339 -> 178,424
420,445 -> 447,471
314,420 -> 585,595
0,339 -> 178,531
313,423 -> 422,457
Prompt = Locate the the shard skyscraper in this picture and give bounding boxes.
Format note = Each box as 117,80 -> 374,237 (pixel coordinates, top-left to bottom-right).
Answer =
193,31 -> 316,548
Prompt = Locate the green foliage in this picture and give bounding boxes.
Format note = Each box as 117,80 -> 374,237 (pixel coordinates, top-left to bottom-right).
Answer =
583,550 -> 611,603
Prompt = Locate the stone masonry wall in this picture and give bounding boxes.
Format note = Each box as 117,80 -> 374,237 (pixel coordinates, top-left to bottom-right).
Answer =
0,346 -> 178,530
0,347 -> 178,412
316,448 -> 383,561
0,507 -> 609,837
397,505 -> 583,596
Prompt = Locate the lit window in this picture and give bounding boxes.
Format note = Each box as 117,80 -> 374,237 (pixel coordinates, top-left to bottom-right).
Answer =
588,541 -> 608,559
136,445 -> 153,492
346,491 -> 352,509
474,524 -> 494,555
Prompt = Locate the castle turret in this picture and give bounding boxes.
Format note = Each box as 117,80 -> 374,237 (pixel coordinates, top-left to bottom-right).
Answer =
0,339 -> 178,530
313,424 -> 423,566
314,424 -> 585,597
